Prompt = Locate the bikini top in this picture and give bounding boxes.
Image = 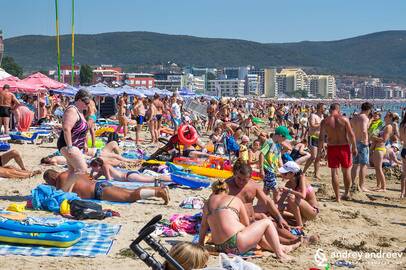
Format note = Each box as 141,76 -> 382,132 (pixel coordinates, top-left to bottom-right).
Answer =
207,196 -> 240,217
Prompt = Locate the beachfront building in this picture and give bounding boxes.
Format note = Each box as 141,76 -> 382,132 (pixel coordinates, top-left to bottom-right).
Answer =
276,68 -> 309,95
154,73 -> 183,92
206,79 -> 245,97
180,73 -> 206,93
246,74 -> 261,96
264,68 -> 278,98
308,75 -> 336,98
249,68 -> 265,95
49,65 -> 80,85
93,65 -> 123,85
124,73 -> 155,88
223,66 -> 249,80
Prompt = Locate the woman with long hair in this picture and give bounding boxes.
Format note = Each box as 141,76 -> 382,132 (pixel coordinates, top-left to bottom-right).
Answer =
370,112 -> 394,191
278,161 -> 319,227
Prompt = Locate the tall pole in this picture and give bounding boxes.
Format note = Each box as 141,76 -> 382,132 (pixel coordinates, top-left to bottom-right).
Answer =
55,0 -> 61,82
71,0 -> 75,85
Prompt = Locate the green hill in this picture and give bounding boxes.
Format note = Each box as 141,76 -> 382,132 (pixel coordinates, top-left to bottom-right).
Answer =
3,30 -> 406,79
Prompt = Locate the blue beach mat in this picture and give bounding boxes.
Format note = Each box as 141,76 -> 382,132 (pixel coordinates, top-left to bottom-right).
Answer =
0,223 -> 121,257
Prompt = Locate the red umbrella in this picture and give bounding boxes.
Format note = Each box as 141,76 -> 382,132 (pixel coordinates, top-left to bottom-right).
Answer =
22,72 -> 66,90
0,76 -> 43,93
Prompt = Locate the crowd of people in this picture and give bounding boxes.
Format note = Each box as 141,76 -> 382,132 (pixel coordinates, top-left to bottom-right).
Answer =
1,83 -> 405,268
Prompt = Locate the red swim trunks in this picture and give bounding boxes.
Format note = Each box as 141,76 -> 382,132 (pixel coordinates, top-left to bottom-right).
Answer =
327,144 -> 352,169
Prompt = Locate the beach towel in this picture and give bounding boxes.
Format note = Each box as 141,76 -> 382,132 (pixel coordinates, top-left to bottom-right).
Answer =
0,223 -> 121,257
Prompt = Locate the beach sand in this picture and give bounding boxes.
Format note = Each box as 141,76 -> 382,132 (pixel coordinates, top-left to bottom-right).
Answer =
0,138 -> 405,270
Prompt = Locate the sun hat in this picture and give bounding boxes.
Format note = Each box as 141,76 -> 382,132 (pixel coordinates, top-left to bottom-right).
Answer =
275,126 -> 293,140
278,161 -> 301,174
241,135 -> 249,143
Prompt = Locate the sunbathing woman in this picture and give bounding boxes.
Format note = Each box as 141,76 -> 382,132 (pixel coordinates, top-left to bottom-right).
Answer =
198,179 -> 299,261
0,165 -> 41,179
89,157 -> 171,183
278,161 -> 319,227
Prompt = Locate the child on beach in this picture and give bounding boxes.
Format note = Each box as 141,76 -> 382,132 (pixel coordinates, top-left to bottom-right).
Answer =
238,135 -> 250,163
248,139 -> 264,176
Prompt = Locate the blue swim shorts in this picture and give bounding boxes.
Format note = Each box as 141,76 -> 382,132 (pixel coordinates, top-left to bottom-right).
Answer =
353,141 -> 369,165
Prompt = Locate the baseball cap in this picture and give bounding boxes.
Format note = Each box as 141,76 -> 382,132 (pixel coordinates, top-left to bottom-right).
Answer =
278,161 -> 301,174
275,126 -> 293,140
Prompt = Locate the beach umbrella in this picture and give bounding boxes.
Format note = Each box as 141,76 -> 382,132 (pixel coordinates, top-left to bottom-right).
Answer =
22,72 -> 66,90
137,87 -> 155,97
179,87 -> 196,97
52,85 -> 79,96
0,68 -> 11,80
86,83 -> 123,97
0,76 -> 44,93
117,85 -> 146,98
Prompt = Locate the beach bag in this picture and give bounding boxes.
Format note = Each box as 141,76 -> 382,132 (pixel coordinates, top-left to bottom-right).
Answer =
225,135 -> 240,153
70,200 -> 106,220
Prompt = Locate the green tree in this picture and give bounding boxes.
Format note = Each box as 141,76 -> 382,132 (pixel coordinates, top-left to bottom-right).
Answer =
80,64 -> 93,85
1,56 -> 23,78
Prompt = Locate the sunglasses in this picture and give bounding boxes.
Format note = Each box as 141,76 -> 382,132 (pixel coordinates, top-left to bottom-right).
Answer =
81,98 -> 90,105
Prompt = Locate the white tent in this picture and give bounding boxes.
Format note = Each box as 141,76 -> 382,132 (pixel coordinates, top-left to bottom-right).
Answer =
0,68 -> 11,80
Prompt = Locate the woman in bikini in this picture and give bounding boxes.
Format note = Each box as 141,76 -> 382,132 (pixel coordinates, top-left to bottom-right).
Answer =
277,161 -> 319,227
198,179 -> 299,261
248,139 -> 264,177
370,112 -> 394,192
89,157 -> 171,183
399,115 -> 406,198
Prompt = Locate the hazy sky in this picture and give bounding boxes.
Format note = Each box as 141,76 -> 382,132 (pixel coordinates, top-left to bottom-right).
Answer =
1,0 -> 405,42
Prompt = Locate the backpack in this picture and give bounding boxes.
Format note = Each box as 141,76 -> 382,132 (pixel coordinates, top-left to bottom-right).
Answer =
70,200 -> 106,220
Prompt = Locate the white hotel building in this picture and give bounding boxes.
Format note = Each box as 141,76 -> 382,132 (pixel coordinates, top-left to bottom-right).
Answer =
206,79 -> 245,97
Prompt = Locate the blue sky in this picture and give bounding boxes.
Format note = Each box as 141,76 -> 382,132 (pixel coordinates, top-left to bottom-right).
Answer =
1,0 -> 405,43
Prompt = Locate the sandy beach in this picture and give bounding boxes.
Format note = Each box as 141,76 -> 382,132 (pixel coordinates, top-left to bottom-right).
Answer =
0,135 -> 405,270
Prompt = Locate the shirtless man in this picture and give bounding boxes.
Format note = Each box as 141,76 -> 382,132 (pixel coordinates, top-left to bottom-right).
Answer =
303,103 -> 324,179
43,169 -> 170,204
350,102 -> 372,192
133,96 -> 146,145
117,92 -> 129,138
152,94 -> 164,133
318,103 -> 357,202
86,99 -> 97,148
0,84 -> 20,134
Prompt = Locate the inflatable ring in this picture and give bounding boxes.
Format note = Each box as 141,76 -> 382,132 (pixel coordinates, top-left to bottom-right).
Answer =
177,124 -> 198,145
95,127 -> 115,137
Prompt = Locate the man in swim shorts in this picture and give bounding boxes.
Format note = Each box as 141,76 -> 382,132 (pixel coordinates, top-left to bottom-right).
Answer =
318,103 -> 357,202
43,169 -> 170,204
0,84 -> 20,134
350,102 -> 372,192
303,103 -> 324,179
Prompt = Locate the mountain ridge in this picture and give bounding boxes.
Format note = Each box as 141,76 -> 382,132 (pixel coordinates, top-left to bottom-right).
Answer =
3,30 -> 406,79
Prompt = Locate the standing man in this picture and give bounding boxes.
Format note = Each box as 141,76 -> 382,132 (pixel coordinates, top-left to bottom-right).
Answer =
303,103 -> 325,179
152,94 -> 164,136
117,92 -> 128,139
133,96 -> 145,145
171,96 -> 182,133
318,103 -> 357,202
0,84 -> 20,134
350,102 -> 372,192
